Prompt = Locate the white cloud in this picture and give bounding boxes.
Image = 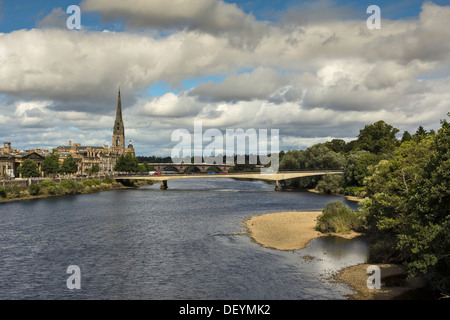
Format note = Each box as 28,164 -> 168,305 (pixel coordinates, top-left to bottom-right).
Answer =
0,2 -> 449,155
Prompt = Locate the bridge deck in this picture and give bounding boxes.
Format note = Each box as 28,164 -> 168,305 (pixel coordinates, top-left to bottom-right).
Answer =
115,170 -> 344,181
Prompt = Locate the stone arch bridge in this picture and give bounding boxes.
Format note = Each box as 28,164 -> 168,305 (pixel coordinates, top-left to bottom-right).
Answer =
149,163 -> 233,174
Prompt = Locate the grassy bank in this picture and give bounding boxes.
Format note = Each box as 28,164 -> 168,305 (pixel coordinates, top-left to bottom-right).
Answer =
0,177 -> 153,203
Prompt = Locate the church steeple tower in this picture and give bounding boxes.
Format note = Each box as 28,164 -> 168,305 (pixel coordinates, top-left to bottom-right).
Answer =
112,88 -> 125,152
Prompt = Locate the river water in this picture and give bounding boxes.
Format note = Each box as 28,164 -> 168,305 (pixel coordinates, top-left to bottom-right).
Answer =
0,178 -> 369,300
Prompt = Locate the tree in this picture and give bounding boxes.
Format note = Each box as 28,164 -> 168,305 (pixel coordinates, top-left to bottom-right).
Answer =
41,152 -> 60,176
401,119 -> 450,291
87,164 -> 100,175
401,131 -> 412,143
137,163 -> 147,173
354,120 -> 399,154
316,174 -> 344,194
114,152 -> 138,172
17,159 -> 40,178
344,151 -> 382,187
302,144 -> 345,169
324,139 -> 347,153
279,151 -> 301,170
60,154 -> 78,175
360,120 -> 450,294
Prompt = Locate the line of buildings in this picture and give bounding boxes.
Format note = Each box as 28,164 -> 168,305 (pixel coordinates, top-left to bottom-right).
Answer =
0,90 -> 134,179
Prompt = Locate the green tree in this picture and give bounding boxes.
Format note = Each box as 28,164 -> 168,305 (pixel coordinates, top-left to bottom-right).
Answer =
413,125 -> 427,142
41,152 -> 60,176
137,163 -> 147,173
60,154 -> 78,175
324,139 -> 347,153
279,151 -> 301,170
302,144 -> 345,169
87,164 -> 100,175
114,152 -> 138,172
344,151 -> 382,187
360,120 -> 450,294
401,131 -> 412,143
316,174 -> 344,194
354,120 -> 399,154
17,159 -> 40,178
400,119 -> 450,291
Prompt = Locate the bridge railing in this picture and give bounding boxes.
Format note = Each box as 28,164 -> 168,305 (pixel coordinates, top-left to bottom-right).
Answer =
113,168 -> 345,177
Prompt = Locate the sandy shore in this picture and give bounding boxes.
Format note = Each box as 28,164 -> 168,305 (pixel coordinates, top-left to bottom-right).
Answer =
332,263 -> 430,300
245,211 -> 324,251
245,210 -> 429,300
245,210 -> 360,251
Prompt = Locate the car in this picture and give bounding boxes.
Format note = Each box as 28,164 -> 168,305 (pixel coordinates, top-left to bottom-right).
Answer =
207,171 -> 215,174
222,171 -> 228,174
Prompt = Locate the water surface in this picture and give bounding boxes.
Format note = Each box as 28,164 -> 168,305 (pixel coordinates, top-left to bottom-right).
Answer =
0,178 -> 368,299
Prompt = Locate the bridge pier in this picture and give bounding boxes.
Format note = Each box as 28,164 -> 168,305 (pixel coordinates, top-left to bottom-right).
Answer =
160,180 -> 168,190
275,180 -> 279,191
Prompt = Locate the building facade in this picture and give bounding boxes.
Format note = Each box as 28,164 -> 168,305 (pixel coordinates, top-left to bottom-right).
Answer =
54,89 -> 135,175
0,142 -> 47,179
0,89 -> 134,179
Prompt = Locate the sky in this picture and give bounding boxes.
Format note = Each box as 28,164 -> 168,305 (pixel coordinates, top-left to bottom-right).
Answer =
0,0 -> 449,157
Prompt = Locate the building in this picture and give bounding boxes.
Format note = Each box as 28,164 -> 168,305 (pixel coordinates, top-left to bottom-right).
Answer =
0,89 -> 135,179
0,142 -> 47,178
54,89 -> 135,174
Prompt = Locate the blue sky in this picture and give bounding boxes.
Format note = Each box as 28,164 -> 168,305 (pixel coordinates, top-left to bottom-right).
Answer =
0,0 -> 449,156
2,0 -> 447,32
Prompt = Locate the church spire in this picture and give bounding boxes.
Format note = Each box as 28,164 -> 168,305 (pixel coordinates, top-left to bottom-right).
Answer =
115,87 -> 122,125
112,88 -> 125,151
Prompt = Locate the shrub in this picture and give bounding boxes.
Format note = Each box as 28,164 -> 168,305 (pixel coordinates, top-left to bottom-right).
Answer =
316,201 -> 365,234
60,179 -> 82,194
29,184 -> 40,196
82,179 -> 101,187
41,179 -> 56,188
103,176 -> 114,184
0,186 -> 7,198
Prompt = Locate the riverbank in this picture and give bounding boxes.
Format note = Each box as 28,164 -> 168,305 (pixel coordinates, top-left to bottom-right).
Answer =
306,188 -> 364,202
0,179 -> 153,204
244,210 -> 429,300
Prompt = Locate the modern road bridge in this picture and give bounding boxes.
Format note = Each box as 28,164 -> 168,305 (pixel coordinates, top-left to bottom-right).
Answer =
114,170 -> 344,191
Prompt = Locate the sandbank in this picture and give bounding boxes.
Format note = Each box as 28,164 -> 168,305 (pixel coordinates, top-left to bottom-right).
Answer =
245,210 -> 360,251
244,210 -> 429,300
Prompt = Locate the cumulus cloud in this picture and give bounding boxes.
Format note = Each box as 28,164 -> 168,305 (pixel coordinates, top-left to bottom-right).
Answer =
189,67 -> 289,102
80,0 -> 267,47
0,1 -> 449,155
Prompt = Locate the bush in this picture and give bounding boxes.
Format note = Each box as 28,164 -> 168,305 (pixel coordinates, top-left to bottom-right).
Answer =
103,176 -> 114,184
82,178 -> 101,187
29,184 -> 40,196
45,185 -> 62,195
0,186 -> 7,198
41,179 -> 56,188
60,179 -> 82,194
316,201 -> 365,234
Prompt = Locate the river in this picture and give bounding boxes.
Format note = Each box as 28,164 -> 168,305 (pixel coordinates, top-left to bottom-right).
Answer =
0,178 -> 369,300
